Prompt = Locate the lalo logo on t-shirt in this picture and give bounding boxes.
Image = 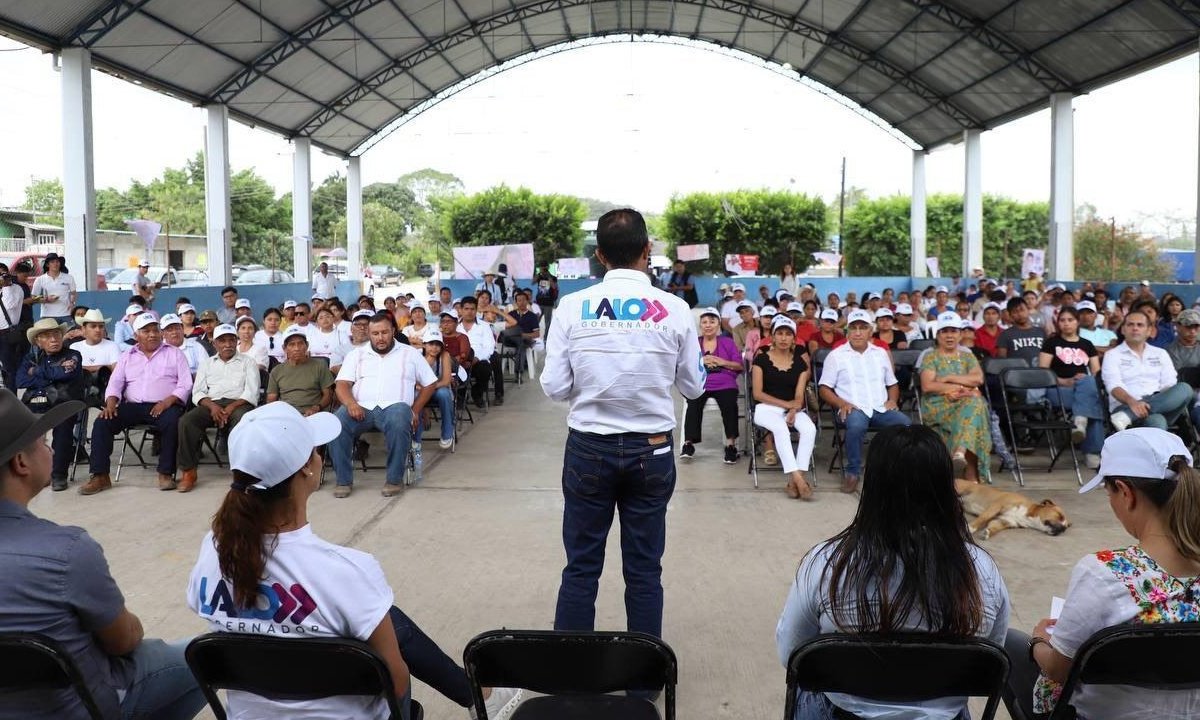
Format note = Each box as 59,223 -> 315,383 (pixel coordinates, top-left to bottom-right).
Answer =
197,577 -> 321,634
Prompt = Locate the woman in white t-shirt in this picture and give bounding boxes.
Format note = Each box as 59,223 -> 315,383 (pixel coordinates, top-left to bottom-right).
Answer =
187,403 -> 523,720
307,307 -> 347,370
234,315 -> 269,370
1006,428 -> 1200,720
402,306 -> 429,344
254,307 -> 285,365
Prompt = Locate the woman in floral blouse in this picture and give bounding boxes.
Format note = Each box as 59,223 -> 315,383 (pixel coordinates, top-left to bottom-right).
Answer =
1004,428 -> 1200,720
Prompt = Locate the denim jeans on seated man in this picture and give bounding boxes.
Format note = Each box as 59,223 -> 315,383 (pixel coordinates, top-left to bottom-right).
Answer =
1112,381 -> 1193,430
330,402 -> 413,487
1045,375 -> 1106,454
840,409 -> 911,477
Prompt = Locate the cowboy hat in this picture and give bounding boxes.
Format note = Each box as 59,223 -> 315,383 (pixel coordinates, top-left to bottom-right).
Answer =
26,318 -> 72,345
0,390 -> 84,466
77,308 -> 109,325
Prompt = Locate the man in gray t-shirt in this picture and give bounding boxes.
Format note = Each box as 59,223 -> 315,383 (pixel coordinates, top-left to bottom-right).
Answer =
0,390 -> 204,719
133,259 -> 156,305
1167,310 -> 1200,371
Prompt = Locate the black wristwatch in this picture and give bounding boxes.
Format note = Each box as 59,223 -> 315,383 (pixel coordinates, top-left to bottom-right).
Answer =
1028,636 -> 1049,663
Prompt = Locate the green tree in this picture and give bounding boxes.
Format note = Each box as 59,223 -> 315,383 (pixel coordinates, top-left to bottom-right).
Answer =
441,186 -> 586,268
330,201 -> 407,265
1074,218 -> 1174,282
23,178 -> 64,225
660,190 -> 827,274
398,168 -> 464,209
311,173 -> 346,244
229,168 -> 291,266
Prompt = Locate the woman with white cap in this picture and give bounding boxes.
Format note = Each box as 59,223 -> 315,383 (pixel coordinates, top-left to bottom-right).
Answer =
235,315 -> 269,370
920,311 -> 991,482
753,314 -> 817,499
1004,428 -> 1200,720
188,402 -> 522,719
418,326 -> 455,449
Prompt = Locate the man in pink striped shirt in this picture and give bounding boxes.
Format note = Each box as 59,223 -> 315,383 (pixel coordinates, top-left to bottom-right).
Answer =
80,313 -> 193,495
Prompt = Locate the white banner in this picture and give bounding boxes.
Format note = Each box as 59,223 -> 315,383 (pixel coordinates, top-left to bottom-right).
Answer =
557,257 -> 591,277
812,252 -> 842,268
677,244 -> 709,262
1021,249 -> 1045,278
125,219 -> 161,254
925,256 -> 940,277
451,243 -> 535,280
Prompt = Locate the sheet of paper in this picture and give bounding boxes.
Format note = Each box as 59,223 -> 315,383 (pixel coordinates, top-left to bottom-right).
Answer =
1048,596 -> 1065,634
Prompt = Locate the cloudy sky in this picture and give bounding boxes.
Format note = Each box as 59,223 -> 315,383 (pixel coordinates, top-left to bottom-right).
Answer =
0,35 -> 1195,236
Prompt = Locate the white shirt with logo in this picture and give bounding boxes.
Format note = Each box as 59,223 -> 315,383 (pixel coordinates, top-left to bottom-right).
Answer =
336,341 -> 438,409
1101,343 -> 1178,411
188,526 -> 393,720
307,328 -> 348,367
541,268 -> 706,434
32,272 -> 76,317
70,338 -> 122,367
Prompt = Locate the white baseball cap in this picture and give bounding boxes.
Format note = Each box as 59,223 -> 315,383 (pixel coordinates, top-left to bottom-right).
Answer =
124,304 -> 143,317
422,328 -> 444,344
213,324 -> 237,340
735,300 -> 757,314
177,303 -> 196,315
774,289 -> 792,300
936,285 -> 949,294
866,293 -> 882,301
234,298 -> 251,309
820,308 -> 839,322
229,402 -> 341,490
1079,428 -> 1193,494
760,306 -> 778,317
311,293 -> 325,301
771,315 -> 797,332
235,315 -> 257,327
427,295 -> 440,304
282,300 -> 298,309
874,307 -> 894,319
698,306 -> 721,319
439,309 -> 459,320
846,309 -> 873,326
719,283 -> 731,291
351,309 -> 374,321
983,302 -> 1004,313
936,310 -> 964,331
787,301 -> 805,313
282,325 -> 309,343
1076,300 -> 1097,313
137,258 -> 150,267
731,283 -> 746,292
158,313 -> 182,328
895,302 -> 914,315
132,313 -> 159,331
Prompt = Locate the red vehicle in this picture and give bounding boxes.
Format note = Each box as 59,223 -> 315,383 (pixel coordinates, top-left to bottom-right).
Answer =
0,251 -> 45,291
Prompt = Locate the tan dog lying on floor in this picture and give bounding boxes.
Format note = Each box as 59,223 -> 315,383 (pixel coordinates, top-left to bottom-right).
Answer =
954,479 -> 1071,540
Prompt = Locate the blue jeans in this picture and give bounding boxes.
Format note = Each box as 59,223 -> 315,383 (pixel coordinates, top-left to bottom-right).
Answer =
792,690 -> 970,720
330,403 -> 413,486
1113,382 -> 1193,431
1046,376 -> 1105,453
555,429 -> 676,638
388,606 -> 472,711
420,387 -> 454,442
841,409 -> 911,477
120,638 -> 207,720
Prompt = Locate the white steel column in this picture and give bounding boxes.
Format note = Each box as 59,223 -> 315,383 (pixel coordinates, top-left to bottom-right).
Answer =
346,155 -> 363,282
910,150 -> 927,278
962,129 -> 984,278
292,137 -> 312,280
204,105 -> 233,286
61,48 -> 96,290
1195,40 -> 1200,283
1049,93 -> 1075,281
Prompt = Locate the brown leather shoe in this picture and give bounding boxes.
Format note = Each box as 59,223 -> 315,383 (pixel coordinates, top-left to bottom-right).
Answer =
380,483 -> 403,498
177,469 -> 197,493
79,474 -> 112,496
158,473 -> 177,491
841,474 -> 860,494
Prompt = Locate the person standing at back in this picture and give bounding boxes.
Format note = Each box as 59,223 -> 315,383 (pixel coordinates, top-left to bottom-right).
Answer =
541,208 -> 706,639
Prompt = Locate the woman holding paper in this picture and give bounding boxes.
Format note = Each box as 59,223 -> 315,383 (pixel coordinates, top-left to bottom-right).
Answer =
1004,428 -> 1200,720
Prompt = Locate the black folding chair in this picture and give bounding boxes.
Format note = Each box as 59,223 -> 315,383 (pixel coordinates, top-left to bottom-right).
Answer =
786,633 -> 1009,720
185,633 -> 422,720
0,632 -> 105,719
464,629 -> 677,720
999,367 -> 1083,486
890,348 -> 921,417
1046,622 -> 1200,720
909,338 -> 936,352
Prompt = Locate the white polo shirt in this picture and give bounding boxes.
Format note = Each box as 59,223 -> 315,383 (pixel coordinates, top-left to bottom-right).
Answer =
70,338 -> 122,368
311,271 -> 337,299
541,268 -> 706,434
1101,342 -> 1177,411
32,271 -> 76,318
336,340 -> 437,409
458,319 -> 496,359
817,342 -> 898,418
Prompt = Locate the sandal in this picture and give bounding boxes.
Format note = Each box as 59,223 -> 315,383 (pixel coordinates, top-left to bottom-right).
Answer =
763,449 -> 779,466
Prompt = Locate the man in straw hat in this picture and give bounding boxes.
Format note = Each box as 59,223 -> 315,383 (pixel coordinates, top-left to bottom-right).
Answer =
0,389 -> 206,718
15,318 -> 85,491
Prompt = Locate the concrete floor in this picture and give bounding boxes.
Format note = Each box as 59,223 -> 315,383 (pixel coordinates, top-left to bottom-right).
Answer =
29,373 -> 1130,720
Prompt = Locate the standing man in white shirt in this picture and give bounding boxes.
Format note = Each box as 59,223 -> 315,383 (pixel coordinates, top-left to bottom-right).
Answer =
176,324 -> 259,493
311,261 -> 338,300
1101,310 -> 1192,431
818,309 -> 911,494
541,208 -> 706,640
31,252 -> 76,323
329,313 -> 438,498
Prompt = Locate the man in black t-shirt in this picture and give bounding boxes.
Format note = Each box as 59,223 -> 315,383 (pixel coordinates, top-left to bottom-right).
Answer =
997,297 -> 1045,364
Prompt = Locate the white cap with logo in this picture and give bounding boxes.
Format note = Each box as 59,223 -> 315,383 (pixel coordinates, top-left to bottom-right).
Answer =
229,403 -> 342,490
422,328 -> 444,344
771,315 -> 797,332
234,298 -> 252,309
819,308 -> 839,322
125,304 -> 144,317
698,306 -> 721,319
936,310 -> 964,332
895,302 -> 914,315
213,324 -> 237,340
1078,428 -> 1193,494
158,313 -> 182,327
846,309 -> 873,326
282,325 -> 309,343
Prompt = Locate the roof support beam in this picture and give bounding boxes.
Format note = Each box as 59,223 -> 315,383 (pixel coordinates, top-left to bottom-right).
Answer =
204,105 -> 233,287
764,0 -> 815,64
799,0 -> 875,79
910,150 -> 927,278
69,0 -> 153,47
346,156 -> 364,282
61,48 -> 97,291
1049,93 -> 1073,281
293,137 -> 313,280
962,129 -> 983,278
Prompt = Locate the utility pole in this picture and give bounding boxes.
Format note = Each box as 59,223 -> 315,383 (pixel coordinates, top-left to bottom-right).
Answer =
838,156 -> 846,278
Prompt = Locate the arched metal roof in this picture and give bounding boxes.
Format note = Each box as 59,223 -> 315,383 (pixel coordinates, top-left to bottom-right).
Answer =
1,0 -> 1197,156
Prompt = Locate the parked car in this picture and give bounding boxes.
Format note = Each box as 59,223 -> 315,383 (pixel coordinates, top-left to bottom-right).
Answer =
0,251 -> 45,290
368,264 -> 403,286
107,266 -> 178,292
174,269 -> 210,287
417,263 -> 435,278
235,269 -> 295,285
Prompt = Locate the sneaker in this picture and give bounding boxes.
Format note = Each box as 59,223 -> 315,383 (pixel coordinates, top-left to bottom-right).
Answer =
439,437 -> 454,450
1111,411 -> 1132,432
1085,453 -> 1101,470
723,445 -> 738,464
679,442 -> 695,459
333,485 -> 352,499
471,687 -> 523,720
1071,416 -> 1087,445
51,476 -> 68,492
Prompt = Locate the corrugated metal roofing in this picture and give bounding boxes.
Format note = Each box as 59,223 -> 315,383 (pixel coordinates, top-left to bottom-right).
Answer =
0,0 -> 1196,156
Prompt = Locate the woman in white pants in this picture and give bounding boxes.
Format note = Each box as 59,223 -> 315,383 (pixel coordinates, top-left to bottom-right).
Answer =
752,314 -> 817,499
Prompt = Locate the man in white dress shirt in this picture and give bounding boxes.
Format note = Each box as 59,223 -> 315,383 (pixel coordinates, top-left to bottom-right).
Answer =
1101,310 -> 1192,431
458,296 -> 502,406
176,324 -> 260,493
818,309 -> 911,494
329,313 -> 437,498
311,261 -> 338,300
541,208 -> 705,640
